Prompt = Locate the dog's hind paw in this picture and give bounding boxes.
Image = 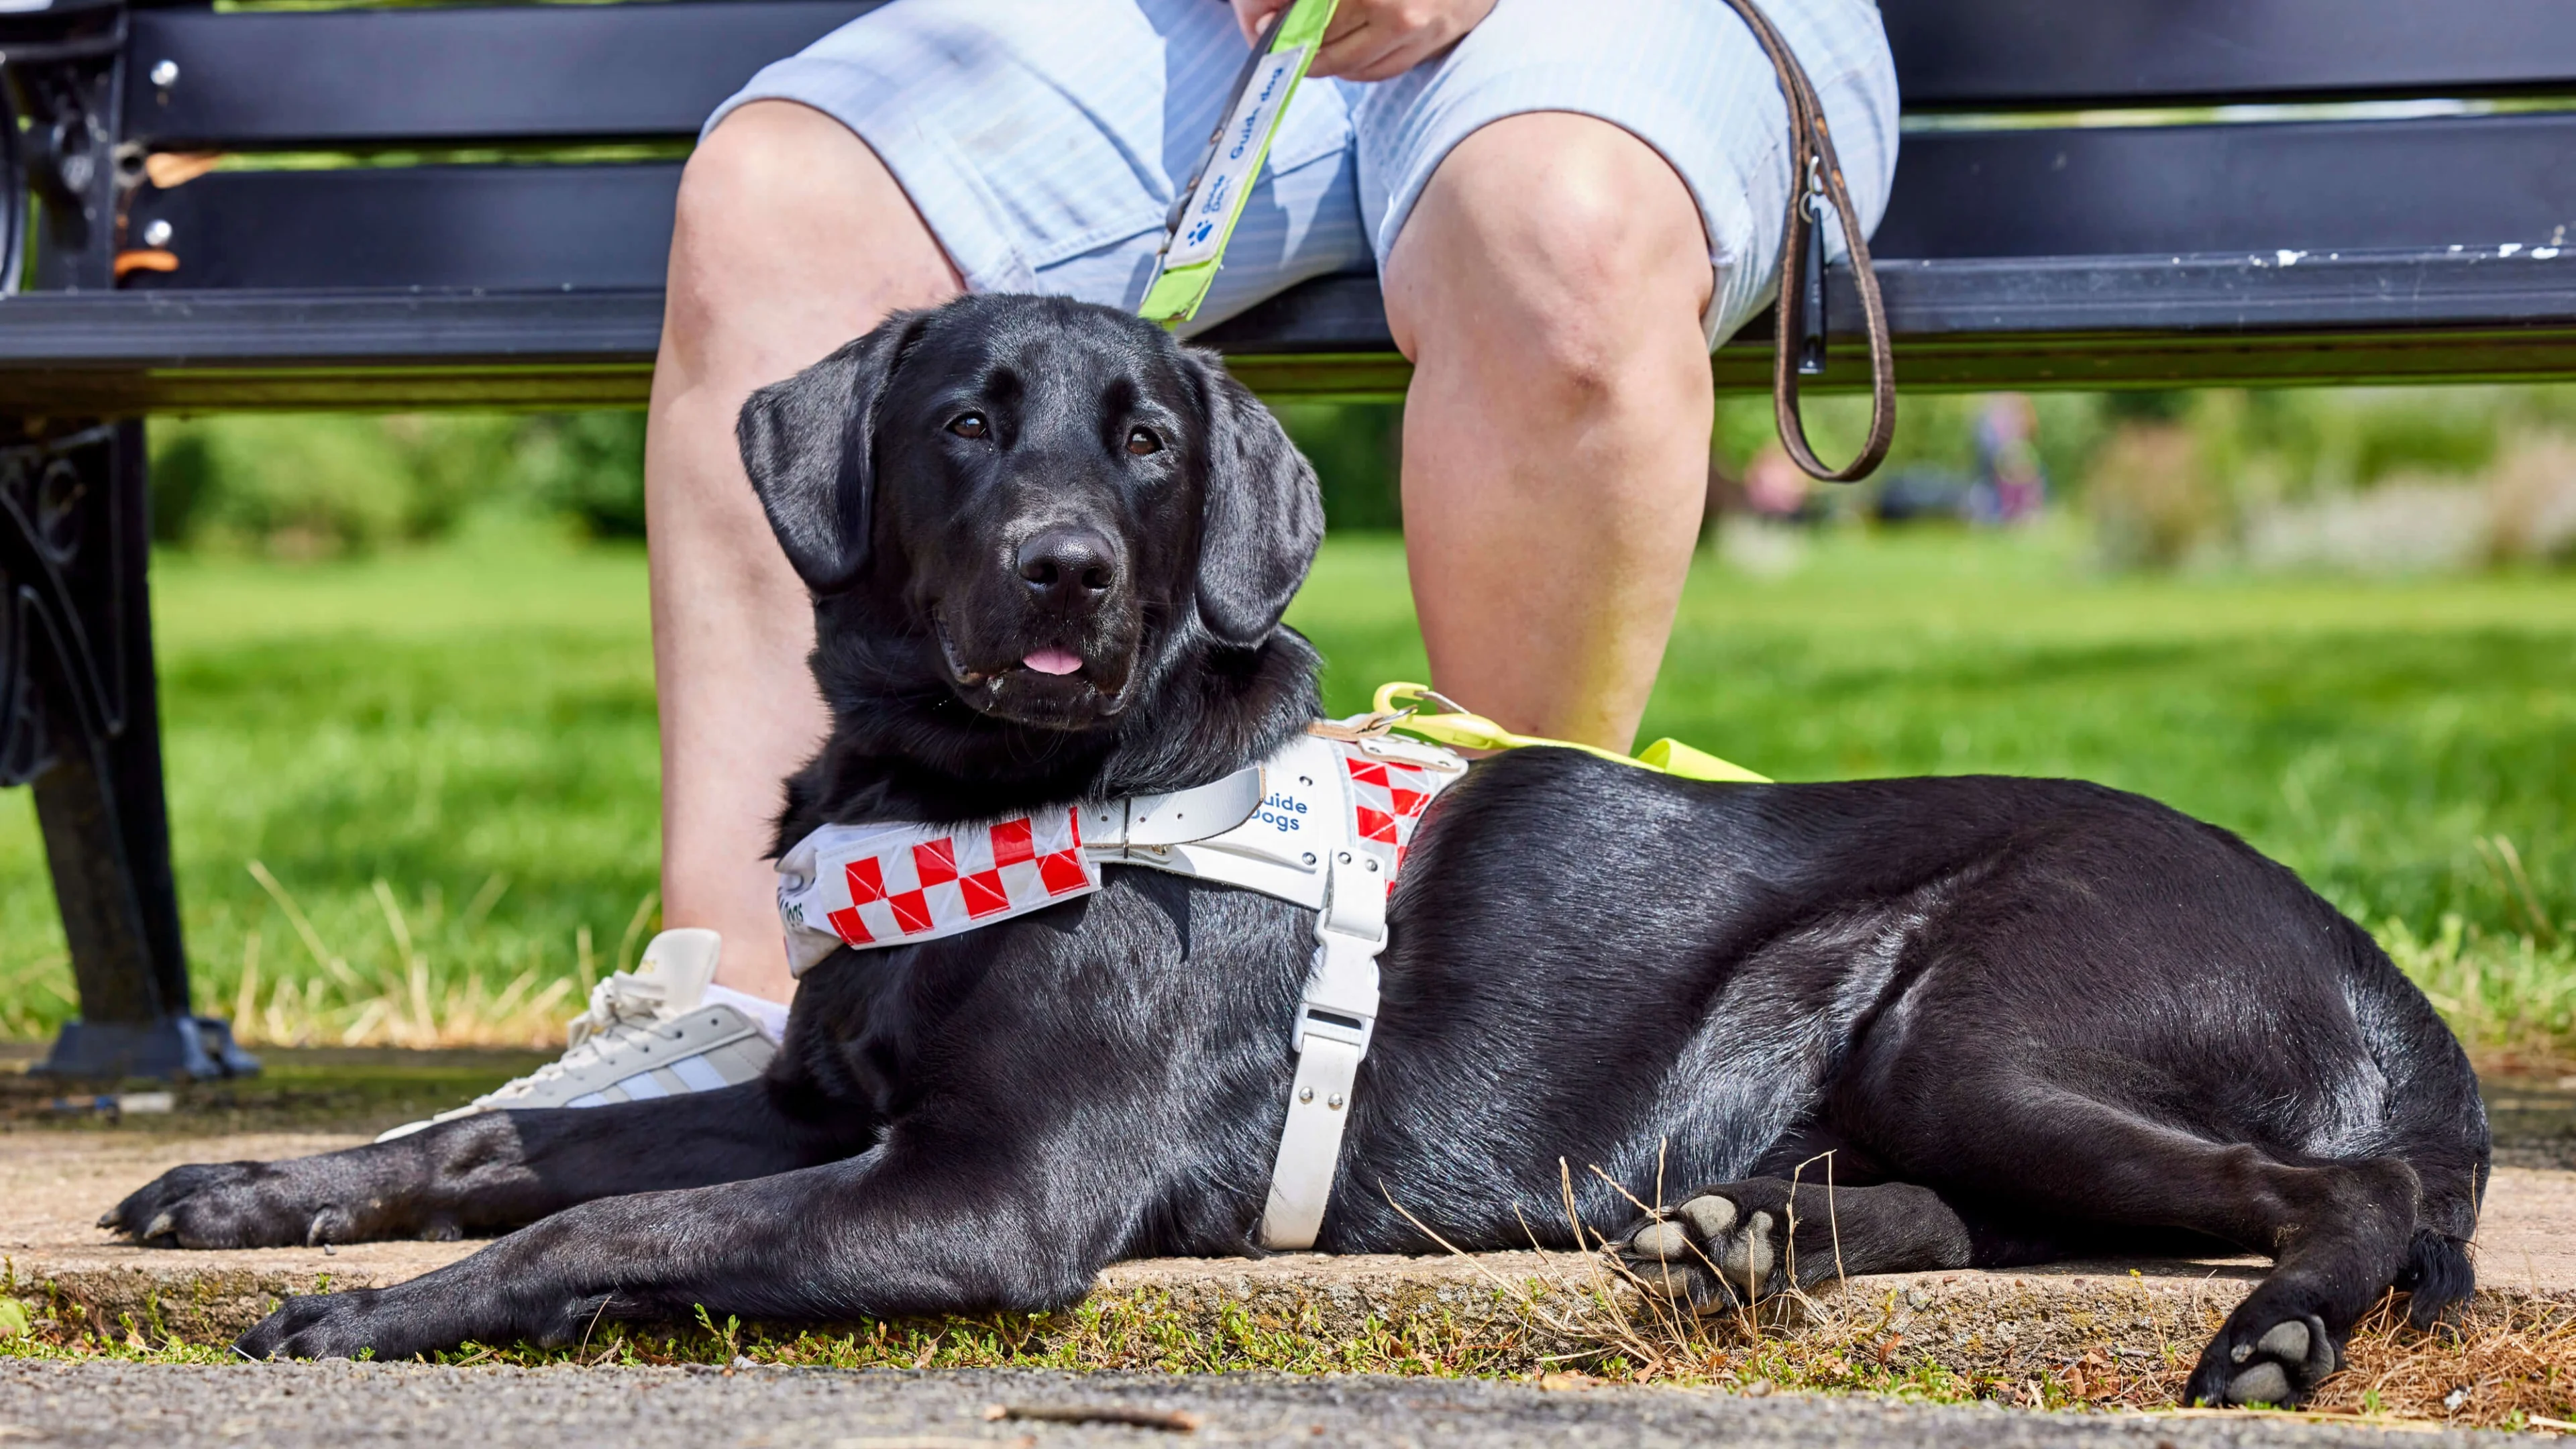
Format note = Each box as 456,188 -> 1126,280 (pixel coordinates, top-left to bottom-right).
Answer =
1616,1185 -> 1788,1310
2188,1310 -> 2340,1407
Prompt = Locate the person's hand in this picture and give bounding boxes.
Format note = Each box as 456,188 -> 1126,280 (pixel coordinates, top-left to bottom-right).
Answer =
1230,0 -> 1498,83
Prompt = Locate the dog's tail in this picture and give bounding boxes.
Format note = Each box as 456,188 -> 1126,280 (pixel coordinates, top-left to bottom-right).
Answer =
2394,1225 -> 2477,1328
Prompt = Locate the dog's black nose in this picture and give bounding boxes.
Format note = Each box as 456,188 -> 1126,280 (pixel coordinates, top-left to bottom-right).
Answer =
1016,529 -> 1118,606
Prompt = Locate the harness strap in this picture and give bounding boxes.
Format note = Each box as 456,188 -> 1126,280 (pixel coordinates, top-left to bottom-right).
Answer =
1079,765 -> 1266,853
774,722 -> 1466,1252
1260,745 -> 1391,1250
1265,1022 -> 1364,1247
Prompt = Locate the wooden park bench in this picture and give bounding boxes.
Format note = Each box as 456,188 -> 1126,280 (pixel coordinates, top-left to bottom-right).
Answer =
3,0 -> 2573,1076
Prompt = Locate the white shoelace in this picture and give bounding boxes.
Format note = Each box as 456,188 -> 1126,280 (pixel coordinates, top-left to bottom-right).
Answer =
470,971 -> 673,1108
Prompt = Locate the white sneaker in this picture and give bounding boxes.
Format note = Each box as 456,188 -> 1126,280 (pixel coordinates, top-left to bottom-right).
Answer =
374,928 -> 777,1142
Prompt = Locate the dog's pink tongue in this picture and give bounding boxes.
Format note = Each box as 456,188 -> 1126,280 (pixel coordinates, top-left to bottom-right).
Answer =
1022,648 -> 1083,676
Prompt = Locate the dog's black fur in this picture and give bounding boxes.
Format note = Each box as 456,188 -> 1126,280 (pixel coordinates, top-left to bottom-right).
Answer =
107,295 -> 2487,1408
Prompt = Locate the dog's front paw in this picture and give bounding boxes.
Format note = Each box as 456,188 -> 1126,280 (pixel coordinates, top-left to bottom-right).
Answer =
102,1161 -> 339,1250
236,1289 -> 394,1360
1617,1186 -> 1786,1310
237,1282 -> 513,1362
2186,1310 -> 2339,1407
239,1263 -> 623,1362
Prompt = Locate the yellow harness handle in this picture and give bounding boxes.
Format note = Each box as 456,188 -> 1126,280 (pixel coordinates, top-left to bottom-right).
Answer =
1367,682 -> 1769,784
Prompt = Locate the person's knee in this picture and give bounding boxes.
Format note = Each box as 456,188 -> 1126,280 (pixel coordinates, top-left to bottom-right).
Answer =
663,101 -> 955,369
1388,113 -> 1711,396
674,103 -> 860,278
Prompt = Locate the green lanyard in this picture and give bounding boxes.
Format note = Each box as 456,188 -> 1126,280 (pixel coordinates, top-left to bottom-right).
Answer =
1138,0 -> 1343,329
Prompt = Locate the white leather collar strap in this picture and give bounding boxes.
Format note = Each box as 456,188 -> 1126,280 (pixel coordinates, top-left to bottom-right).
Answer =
773,725 -> 1466,1249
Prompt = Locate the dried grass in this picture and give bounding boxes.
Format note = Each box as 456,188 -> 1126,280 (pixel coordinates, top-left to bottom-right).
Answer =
1387,1157 -> 2576,1430
212,860 -> 617,1051
1543,1256 -> 2576,1429
2307,1295 -> 2576,1429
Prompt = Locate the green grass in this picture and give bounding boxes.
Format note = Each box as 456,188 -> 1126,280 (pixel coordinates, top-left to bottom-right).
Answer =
0,520 -> 663,1044
1,519 -> 2569,1055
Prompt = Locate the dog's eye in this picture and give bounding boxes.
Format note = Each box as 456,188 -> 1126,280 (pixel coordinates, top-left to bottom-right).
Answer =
1125,427 -> 1163,457
948,413 -> 988,439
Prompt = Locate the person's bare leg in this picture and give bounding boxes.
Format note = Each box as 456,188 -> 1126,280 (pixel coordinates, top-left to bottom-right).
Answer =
648,100 -> 961,1004
1383,113 -> 1716,752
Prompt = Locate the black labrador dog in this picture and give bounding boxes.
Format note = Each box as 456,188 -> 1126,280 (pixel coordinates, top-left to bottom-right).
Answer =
108,294 -> 2486,1408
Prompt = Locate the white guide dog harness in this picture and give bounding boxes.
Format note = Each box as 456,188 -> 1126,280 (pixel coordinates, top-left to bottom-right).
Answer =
775,726 -> 1467,1249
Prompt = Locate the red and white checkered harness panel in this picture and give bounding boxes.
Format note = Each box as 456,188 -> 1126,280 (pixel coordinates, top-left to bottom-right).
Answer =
819,808 -> 1098,949
790,738 -> 1451,957
1342,747 -> 1438,876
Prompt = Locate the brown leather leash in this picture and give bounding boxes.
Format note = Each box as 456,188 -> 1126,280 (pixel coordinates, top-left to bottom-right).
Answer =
1719,0 -> 1896,482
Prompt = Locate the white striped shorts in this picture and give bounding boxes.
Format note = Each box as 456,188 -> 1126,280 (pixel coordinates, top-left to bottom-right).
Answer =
709,0 -> 1898,347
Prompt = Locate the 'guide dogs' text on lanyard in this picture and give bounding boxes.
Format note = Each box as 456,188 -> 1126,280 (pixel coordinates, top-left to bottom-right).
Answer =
1137,0 -> 1341,328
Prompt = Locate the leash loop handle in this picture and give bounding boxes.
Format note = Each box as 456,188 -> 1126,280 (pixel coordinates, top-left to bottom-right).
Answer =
1720,0 -> 1896,482
1366,682 -> 1770,784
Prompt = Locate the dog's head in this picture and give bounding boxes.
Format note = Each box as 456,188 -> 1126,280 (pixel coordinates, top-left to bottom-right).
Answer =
741,294 -> 1324,812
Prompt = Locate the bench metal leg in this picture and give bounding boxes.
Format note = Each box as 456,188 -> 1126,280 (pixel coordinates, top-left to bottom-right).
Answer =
1,420 -> 255,1080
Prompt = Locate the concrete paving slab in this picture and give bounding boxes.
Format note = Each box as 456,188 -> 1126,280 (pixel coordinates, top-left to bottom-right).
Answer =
7,1124 -> 2574,1381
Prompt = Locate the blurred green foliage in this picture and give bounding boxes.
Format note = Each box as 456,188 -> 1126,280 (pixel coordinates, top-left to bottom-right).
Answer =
149,402 -> 1413,549
517,411 -> 651,539
2070,386 -> 2576,571
1713,391 -> 2108,504
139,382 -> 2576,574
148,413 -> 515,554
1275,401 -> 1404,531
149,410 -> 649,551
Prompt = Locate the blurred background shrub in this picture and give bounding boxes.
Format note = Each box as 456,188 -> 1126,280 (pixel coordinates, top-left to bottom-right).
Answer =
141,382 -> 2576,576
149,409 -> 652,555
1272,400 -> 1405,530
517,411 -> 653,539
150,413 -> 517,556
1703,382 -> 2576,576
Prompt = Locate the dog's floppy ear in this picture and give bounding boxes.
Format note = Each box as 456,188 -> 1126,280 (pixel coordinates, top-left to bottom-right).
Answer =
737,315 -> 922,594
1186,352 -> 1324,648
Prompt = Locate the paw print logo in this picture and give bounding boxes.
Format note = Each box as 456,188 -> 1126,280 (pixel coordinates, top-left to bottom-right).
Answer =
1185,220 -> 1216,248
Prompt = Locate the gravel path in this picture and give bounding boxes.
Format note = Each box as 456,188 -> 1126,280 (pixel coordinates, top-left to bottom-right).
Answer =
0,1362 -> 2473,1448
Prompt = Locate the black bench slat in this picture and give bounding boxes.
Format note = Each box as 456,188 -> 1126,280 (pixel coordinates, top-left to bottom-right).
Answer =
1204,251 -> 2576,349
48,252 -> 2576,370
126,1 -> 881,148
129,163 -> 682,292
1874,113 -> 2576,261
1886,0 -> 2576,108
121,0 -> 2576,153
1863,250 -> 2576,333
17,248 -> 2576,412
0,288 -> 664,413
129,111 -> 2576,296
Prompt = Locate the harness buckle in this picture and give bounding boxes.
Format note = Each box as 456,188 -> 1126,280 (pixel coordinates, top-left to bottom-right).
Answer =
1292,924 -> 1384,1057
